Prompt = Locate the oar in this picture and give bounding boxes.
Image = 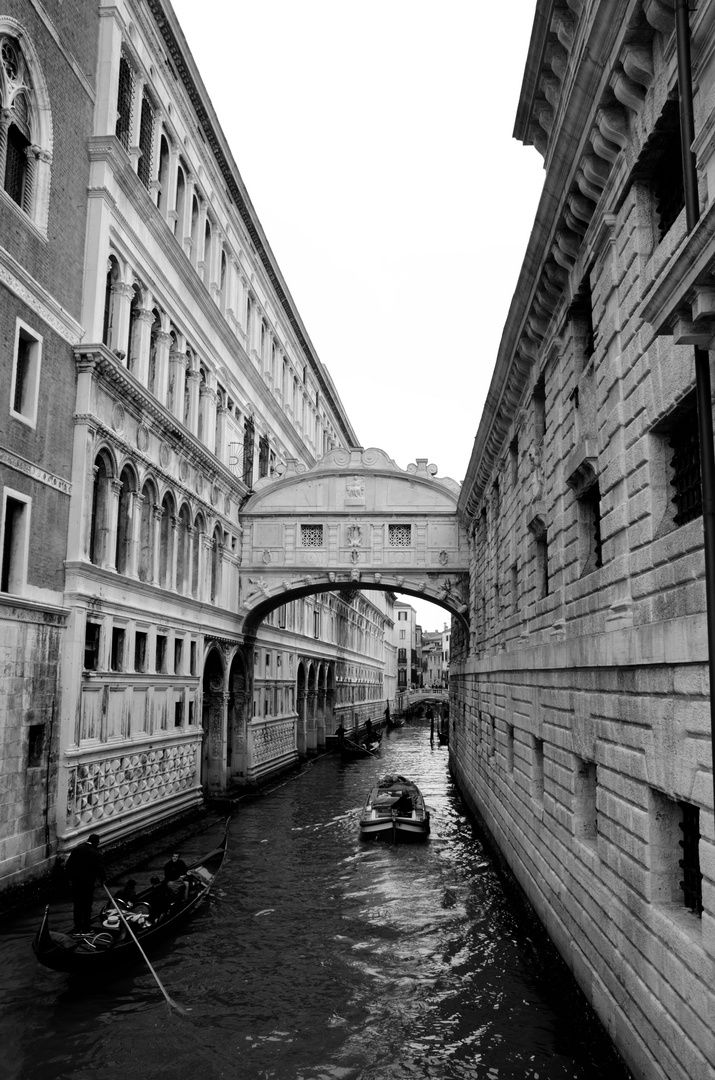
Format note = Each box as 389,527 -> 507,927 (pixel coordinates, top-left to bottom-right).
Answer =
102,884 -> 190,1015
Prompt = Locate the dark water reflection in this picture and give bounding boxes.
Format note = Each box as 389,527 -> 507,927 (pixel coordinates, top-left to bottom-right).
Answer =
1,723 -> 631,1080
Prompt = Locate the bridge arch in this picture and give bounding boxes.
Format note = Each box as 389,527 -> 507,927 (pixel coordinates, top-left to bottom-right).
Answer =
238,447 -> 470,635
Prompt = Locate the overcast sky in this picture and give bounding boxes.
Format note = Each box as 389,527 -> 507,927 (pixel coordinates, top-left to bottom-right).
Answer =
170,0 -> 545,630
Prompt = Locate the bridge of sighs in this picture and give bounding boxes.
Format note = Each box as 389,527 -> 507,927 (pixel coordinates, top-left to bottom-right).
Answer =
204,447 -> 469,790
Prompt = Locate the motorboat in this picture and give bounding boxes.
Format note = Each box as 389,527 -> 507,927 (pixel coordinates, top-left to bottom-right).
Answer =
359,775 -> 430,841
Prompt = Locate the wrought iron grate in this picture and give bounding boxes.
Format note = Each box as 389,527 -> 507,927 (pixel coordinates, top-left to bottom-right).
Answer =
669,410 -> 702,526
678,801 -> 703,916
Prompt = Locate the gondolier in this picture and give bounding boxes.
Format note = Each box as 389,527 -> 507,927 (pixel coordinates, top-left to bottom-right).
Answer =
65,833 -> 106,935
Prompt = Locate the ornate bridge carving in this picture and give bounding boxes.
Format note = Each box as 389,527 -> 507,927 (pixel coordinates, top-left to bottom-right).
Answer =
238,447 -> 469,633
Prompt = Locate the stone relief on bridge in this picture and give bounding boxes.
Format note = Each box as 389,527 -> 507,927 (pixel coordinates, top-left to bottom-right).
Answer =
239,448 -> 470,627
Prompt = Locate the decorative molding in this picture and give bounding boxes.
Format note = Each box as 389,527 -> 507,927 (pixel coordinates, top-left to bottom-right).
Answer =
0,444 -> 71,495
0,243 -> 84,344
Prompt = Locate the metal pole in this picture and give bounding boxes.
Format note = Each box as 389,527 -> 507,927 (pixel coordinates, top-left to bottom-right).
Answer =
675,0 -> 715,817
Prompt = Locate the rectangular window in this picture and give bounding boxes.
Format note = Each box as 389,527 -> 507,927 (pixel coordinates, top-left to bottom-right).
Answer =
388,524 -> 412,547
578,481 -> 602,575
27,724 -> 45,768
137,92 -> 155,189
398,648 -> 407,662
668,392 -> 702,526
679,801 -> 703,916
110,627 -> 125,672
510,435 -> 519,486
1,492 -> 29,595
399,629 -> 406,640
174,637 -> 183,675
649,789 -> 703,916
188,700 -> 195,726
313,610 -> 321,638
532,737 -> 544,802
506,725 -> 514,773
301,524 -> 324,547
574,758 -> 597,843
116,54 -> 134,150
258,433 -> 270,478
277,605 -> 287,628
156,634 -> 167,673
134,630 -> 147,672
398,611 -> 408,620
84,621 -> 101,670
174,698 -> 184,727
10,322 -> 42,427
190,640 -> 197,675
535,532 -> 549,599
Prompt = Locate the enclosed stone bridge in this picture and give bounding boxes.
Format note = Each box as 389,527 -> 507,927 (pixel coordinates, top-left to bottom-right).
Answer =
238,447 -> 470,633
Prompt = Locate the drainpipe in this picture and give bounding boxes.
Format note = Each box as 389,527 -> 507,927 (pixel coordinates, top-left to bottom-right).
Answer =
675,0 -> 715,818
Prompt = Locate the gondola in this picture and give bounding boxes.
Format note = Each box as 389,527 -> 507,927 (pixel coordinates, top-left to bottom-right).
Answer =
32,822 -> 229,975
437,727 -> 449,746
359,774 -> 430,841
340,736 -> 381,760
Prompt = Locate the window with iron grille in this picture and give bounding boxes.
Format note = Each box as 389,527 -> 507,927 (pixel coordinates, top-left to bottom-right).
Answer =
116,55 -> 134,150
668,393 -> 702,526
258,433 -> 270,478
388,524 -> 411,547
301,524 -> 324,547
578,481 -> 602,575
242,415 -> 255,487
137,93 -> 154,189
5,123 -> 29,206
631,98 -> 685,241
679,801 -> 703,916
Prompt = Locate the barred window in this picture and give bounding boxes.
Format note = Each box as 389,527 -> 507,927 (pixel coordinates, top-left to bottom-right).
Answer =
137,93 -> 154,189
388,524 -> 411,547
679,801 -> 703,916
258,433 -> 270,478
301,524 -> 324,548
668,394 -> 702,526
242,415 -> 255,488
116,54 -> 134,150
578,481 -> 602,575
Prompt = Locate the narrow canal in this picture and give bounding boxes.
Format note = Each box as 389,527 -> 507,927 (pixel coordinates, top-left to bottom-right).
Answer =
2,723 -> 632,1080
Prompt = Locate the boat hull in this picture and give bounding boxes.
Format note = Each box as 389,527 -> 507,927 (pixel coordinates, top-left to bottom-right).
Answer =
358,776 -> 430,842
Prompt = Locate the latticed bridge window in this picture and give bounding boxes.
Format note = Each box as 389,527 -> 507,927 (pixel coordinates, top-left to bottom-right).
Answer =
668,394 -> 702,526
388,524 -> 411,547
301,524 -> 324,547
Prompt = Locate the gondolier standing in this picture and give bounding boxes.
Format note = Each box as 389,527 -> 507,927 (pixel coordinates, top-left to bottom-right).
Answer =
65,833 -> 105,935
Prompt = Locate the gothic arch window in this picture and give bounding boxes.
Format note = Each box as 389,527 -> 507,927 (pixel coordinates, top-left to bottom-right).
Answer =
0,28 -> 53,231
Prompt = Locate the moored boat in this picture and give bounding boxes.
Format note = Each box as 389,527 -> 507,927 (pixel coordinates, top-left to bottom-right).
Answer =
359,775 -> 430,841
32,822 -> 229,975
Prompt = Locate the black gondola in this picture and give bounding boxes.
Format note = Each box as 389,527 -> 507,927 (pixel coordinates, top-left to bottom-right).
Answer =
32,822 -> 229,975
340,736 -> 381,760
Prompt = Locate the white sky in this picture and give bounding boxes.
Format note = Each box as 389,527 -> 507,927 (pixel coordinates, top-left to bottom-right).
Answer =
170,0 -> 545,631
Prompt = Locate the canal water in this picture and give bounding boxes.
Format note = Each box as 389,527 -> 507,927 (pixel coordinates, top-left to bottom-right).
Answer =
1,722 -> 632,1080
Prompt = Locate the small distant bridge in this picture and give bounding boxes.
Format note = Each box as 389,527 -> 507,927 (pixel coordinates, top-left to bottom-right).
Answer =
238,447 -> 470,634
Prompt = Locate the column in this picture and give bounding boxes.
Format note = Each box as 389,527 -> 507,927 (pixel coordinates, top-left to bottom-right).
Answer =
186,364 -> 201,436
129,302 -> 155,385
128,75 -> 145,173
153,326 -> 172,406
108,281 -> 134,359
151,504 -> 163,585
169,336 -> 187,420
200,383 -> 218,454
170,516 -> 181,593
127,491 -> 143,578
106,478 -> 123,571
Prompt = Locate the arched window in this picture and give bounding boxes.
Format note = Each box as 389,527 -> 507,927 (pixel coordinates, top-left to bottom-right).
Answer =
0,29 -> 53,229
159,493 -> 175,590
176,504 -> 191,594
211,525 -> 222,602
102,255 -> 121,347
192,514 -> 204,599
175,163 -> 186,238
190,195 -> 199,266
115,466 -> 135,575
203,218 -> 212,284
139,480 -> 157,583
157,134 -> 170,213
89,453 -> 112,565
219,250 -> 227,312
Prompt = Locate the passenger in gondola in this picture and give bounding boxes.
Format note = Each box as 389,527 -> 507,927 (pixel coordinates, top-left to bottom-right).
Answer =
365,718 -> 374,743
336,722 -> 346,748
65,833 -> 106,936
164,852 -> 190,901
149,876 -> 172,920
115,879 -> 137,907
